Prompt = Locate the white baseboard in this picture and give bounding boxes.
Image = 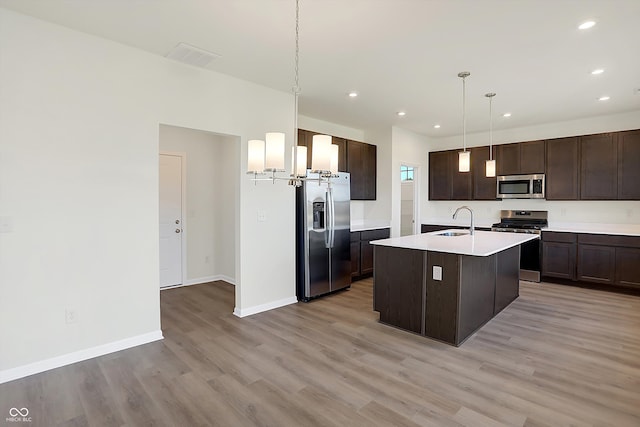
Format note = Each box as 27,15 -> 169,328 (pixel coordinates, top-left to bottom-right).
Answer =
0,330 -> 163,385
233,296 -> 298,318
162,275 -> 236,291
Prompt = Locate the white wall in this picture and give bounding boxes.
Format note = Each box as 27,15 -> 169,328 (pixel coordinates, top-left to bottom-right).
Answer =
159,125 -> 237,285
422,110 -> 640,226
0,8 -> 295,379
390,127 -> 429,237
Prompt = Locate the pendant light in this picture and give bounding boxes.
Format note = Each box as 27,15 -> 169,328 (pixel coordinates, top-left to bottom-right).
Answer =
458,72 -> 471,172
247,0 -> 338,184
485,92 -> 496,177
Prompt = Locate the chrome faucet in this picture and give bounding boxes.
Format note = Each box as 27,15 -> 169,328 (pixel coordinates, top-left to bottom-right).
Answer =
453,206 -> 474,235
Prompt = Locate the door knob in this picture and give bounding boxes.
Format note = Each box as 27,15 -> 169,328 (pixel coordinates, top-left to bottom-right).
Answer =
175,229 -> 181,233
175,219 -> 180,224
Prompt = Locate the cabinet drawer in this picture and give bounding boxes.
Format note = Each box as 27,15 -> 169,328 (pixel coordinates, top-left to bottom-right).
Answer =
361,228 -> 390,241
542,231 -> 577,243
578,233 -> 640,248
350,231 -> 361,242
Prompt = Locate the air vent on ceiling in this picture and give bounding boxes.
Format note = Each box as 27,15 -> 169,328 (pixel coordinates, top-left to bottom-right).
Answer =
165,42 -> 221,68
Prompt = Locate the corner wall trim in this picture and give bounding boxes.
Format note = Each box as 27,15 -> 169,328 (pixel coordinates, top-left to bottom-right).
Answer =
233,296 -> 297,318
0,330 -> 163,385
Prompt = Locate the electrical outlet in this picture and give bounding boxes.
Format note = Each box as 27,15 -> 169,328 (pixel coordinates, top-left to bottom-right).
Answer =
65,309 -> 78,324
257,210 -> 267,222
0,216 -> 13,233
433,266 -> 443,281
205,255 -> 211,263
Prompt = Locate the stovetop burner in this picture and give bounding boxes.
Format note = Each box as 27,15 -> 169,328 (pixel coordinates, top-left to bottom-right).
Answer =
491,210 -> 548,234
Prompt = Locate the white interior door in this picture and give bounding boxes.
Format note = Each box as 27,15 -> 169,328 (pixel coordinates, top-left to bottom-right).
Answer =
400,180 -> 415,236
159,154 -> 183,287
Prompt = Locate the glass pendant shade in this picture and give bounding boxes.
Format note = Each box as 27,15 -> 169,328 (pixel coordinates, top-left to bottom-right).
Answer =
485,159 -> 496,177
265,132 -> 285,170
458,151 -> 470,172
311,134 -> 332,172
291,145 -> 308,176
329,144 -> 339,174
247,139 -> 265,173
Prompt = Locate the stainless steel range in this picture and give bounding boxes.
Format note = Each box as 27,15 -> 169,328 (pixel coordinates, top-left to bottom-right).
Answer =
491,210 -> 548,282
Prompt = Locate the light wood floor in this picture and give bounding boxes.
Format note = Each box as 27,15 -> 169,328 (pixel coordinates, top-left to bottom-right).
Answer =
2,279 -> 640,427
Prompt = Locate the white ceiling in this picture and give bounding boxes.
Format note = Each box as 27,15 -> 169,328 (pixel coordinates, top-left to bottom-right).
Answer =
2,0 -> 639,138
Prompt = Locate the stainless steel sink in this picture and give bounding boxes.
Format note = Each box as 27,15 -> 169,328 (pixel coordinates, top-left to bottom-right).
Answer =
436,231 -> 469,237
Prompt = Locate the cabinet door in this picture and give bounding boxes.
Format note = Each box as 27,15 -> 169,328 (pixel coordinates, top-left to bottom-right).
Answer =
542,241 -> 576,280
617,130 -> 640,200
360,241 -> 374,275
615,247 -> 640,288
471,146 -> 497,200
520,140 -> 545,174
450,150 -> 472,200
546,137 -> 579,200
362,143 -> 377,200
332,137 -> 348,173
350,241 -> 361,279
577,244 -> 615,284
429,151 -> 451,200
580,133 -> 617,200
347,140 -> 364,199
496,143 -> 520,176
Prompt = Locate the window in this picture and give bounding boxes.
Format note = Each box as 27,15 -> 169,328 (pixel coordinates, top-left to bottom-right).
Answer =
401,165 -> 414,181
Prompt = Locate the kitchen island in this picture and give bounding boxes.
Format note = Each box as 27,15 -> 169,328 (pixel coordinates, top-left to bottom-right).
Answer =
371,230 -> 538,346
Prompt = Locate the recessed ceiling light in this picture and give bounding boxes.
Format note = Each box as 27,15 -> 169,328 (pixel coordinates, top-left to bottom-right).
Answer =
503,113 -> 512,118
598,96 -> 610,101
591,69 -> 604,75
579,20 -> 596,30
397,111 -> 406,117
348,91 -> 358,98
434,124 -> 441,129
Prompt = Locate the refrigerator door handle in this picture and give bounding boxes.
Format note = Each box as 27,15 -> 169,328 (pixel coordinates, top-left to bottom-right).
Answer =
324,190 -> 331,248
328,188 -> 335,248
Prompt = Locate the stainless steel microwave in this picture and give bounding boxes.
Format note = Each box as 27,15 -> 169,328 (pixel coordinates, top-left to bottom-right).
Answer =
497,174 -> 545,199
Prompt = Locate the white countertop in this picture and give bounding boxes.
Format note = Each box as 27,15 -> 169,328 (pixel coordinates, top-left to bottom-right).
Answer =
351,220 -> 390,232
371,229 -> 538,256
422,218 -> 496,229
545,222 -> 640,236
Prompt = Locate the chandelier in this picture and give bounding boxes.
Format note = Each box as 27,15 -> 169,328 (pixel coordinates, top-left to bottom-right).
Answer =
246,0 -> 337,186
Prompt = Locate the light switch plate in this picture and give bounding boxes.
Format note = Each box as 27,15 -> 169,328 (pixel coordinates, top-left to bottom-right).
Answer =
433,265 -> 442,281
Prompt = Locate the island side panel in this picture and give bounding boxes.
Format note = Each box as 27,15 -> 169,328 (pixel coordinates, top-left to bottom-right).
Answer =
373,246 -> 425,334
495,245 -> 521,315
425,251 -> 459,344
457,254 -> 497,345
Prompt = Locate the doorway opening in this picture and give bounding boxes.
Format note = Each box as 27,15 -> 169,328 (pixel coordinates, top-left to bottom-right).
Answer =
158,124 -> 239,291
400,164 -> 419,236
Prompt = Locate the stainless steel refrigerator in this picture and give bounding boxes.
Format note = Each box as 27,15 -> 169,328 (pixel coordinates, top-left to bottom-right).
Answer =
296,171 -> 351,301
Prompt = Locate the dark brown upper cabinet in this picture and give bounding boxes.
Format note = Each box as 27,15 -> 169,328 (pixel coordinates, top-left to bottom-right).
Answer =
450,150 -> 472,200
580,133 -> 617,200
546,137 -> 579,200
297,129 -> 347,173
429,150 -> 451,200
298,129 -> 375,200
617,129 -> 640,200
428,150 -> 471,200
471,145 -> 497,200
496,140 -> 545,176
347,139 -> 376,200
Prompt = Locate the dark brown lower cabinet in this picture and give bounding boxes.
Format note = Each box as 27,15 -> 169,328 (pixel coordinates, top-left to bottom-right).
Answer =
373,245 -> 520,346
351,228 -> 390,281
541,232 -> 577,280
542,231 -> 640,291
577,244 -> 615,284
615,247 -> 640,288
